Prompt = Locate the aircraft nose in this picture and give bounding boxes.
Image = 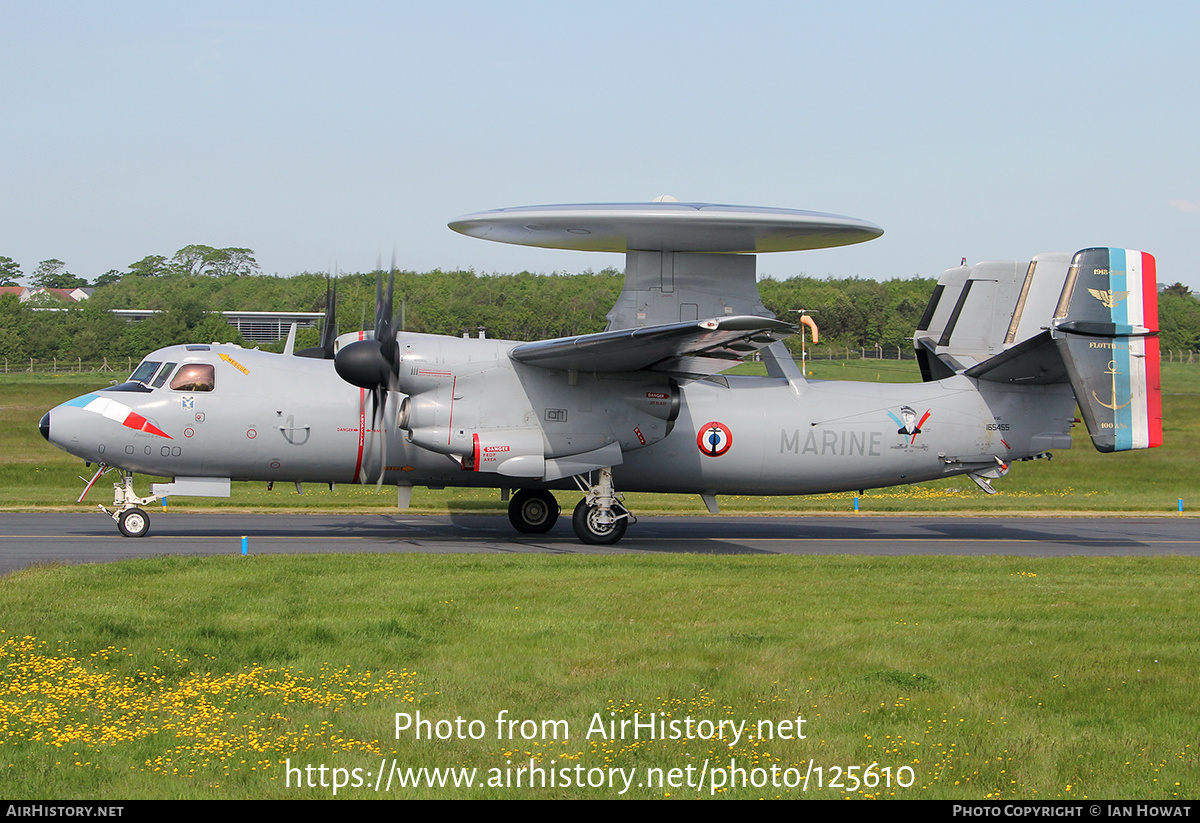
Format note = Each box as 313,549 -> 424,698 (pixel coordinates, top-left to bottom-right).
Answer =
39,411 -> 50,442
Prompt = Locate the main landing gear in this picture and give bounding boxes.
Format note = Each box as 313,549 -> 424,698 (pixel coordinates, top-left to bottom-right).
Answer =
508,489 -> 559,534
572,498 -> 628,545
571,466 -> 631,545
507,467 -> 634,545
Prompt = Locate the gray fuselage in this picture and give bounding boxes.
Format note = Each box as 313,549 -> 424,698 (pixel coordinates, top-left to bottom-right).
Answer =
43,342 -> 1076,498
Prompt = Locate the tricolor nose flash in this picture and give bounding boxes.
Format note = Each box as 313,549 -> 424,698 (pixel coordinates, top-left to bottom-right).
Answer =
62,394 -> 172,439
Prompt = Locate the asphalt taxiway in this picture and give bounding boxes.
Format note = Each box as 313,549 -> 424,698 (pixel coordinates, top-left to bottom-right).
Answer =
2,512 -> 1197,574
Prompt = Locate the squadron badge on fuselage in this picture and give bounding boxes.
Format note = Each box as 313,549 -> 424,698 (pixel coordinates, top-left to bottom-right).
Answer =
888,406 -> 930,450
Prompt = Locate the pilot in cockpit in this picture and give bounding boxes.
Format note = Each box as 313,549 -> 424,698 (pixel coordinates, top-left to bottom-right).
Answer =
168,363 -> 215,392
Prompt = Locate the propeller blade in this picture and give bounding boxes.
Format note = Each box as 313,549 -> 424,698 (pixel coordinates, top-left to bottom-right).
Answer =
374,261 -> 401,488
380,260 -> 395,344
295,273 -> 339,360
376,389 -> 389,492
335,256 -> 403,487
375,265 -> 384,337
321,275 -> 338,357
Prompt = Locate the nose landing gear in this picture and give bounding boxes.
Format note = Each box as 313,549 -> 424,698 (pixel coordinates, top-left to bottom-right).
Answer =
117,506 -> 150,538
101,471 -> 159,538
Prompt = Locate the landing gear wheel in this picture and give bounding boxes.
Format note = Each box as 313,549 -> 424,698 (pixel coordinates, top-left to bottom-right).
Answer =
117,507 -> 150,538
508,489 -> 559,534
572,498 -> 628,545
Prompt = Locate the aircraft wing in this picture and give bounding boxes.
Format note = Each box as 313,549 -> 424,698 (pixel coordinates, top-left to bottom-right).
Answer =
510,316 -> 796,378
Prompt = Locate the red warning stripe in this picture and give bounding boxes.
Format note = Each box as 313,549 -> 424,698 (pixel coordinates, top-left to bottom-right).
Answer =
446,375 -> 456,445
353,387 -> 366,482
1145,336 -> 1163,448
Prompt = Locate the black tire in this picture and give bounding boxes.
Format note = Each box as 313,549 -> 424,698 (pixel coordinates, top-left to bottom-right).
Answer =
508,489 -> 559,534
117,507 -> 150,538
571,498 -> 628,545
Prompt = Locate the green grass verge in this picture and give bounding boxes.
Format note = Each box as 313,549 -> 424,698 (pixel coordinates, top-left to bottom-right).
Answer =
1,554 -> 1195,799
4,362 -> 1198,514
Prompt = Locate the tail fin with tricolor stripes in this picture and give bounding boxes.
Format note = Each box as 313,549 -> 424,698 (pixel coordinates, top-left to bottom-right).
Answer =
1051,248 -> 1162,452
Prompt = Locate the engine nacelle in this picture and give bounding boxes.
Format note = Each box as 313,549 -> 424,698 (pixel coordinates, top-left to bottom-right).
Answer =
405,425 -> 455,455
618,384 -> 680,423
470,428 -> 545,476
394,333 -> 507,395
390,331 -> 682,479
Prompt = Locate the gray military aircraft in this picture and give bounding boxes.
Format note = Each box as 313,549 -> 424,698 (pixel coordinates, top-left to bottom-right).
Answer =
39,201 -> 1163,543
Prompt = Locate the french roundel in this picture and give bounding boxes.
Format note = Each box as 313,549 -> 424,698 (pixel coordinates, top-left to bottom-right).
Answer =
697,421 -> 733,457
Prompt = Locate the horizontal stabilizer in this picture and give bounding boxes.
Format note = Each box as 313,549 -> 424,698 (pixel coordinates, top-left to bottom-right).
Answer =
510,316 -> 796,378
965,331 -> 1068,385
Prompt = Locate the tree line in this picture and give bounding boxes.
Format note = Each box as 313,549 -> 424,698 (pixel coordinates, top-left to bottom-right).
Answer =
0,246 -> 260,290
3,246 -> 1199,362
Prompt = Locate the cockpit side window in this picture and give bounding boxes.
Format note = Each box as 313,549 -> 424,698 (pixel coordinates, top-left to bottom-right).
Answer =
170,363 -> 215,392
151,363 -> 177,389
129,360 -> 162,384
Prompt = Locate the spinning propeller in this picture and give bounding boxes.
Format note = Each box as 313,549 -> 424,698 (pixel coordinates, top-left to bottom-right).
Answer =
295,276 -> 338,359
334,261 -> 401,486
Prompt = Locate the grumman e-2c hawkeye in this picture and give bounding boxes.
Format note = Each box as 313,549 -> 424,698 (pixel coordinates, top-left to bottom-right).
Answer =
40,202 -> 1163,544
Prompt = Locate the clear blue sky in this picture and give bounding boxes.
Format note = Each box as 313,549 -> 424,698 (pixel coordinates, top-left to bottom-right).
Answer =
3,1 -> 1197,287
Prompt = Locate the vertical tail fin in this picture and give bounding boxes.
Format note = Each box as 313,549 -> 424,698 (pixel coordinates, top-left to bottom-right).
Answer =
1052,248 -> 1162,452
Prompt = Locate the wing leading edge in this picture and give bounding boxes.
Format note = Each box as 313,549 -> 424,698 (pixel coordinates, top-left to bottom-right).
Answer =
510,316 -> 796,379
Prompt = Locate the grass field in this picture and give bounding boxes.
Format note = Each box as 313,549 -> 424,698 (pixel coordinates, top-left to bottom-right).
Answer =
2,360 -> 1197,799
2,554 -> 1197,799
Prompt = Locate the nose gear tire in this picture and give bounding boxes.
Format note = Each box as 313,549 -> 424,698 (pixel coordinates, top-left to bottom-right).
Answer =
117,507 -> 150,538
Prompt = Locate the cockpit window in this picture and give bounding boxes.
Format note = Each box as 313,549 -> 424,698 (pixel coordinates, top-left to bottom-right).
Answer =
129,360 -> 161,384
151,363 -> 177,389
170,363 -> 215,392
